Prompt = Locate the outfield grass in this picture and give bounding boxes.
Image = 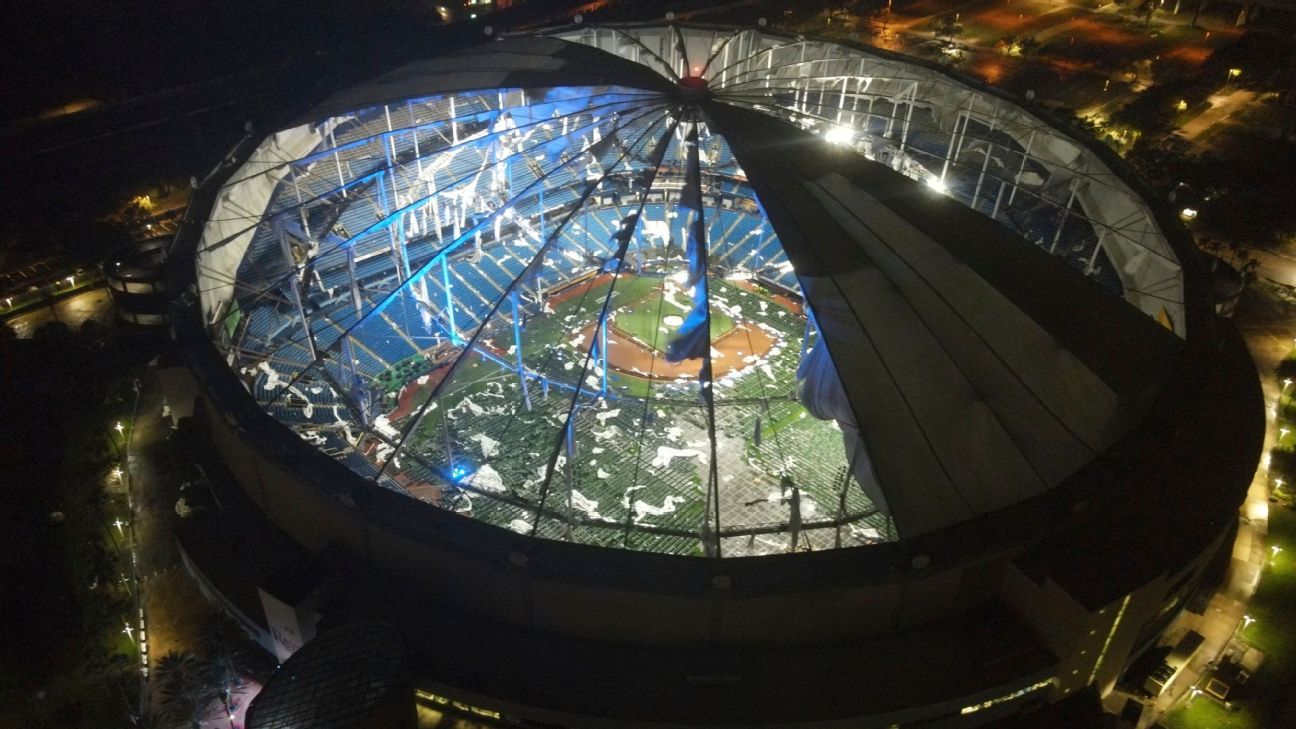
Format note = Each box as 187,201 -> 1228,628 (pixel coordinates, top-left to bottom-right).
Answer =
394,272 -> 889,555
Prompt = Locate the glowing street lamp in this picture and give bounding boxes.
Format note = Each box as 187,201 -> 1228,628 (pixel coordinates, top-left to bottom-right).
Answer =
1284,378 -> 1293,391
1242,614 -> 1255,630
1271,545 -> 1283,560
111,466 -> 123,481
115,422 -> 125,435
113,518 -> 125,536
1281,427 -> 1290,440
1276,477 -> 1286,490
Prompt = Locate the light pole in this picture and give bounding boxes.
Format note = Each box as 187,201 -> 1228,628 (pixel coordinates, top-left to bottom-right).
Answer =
1225,67 -> 1241,90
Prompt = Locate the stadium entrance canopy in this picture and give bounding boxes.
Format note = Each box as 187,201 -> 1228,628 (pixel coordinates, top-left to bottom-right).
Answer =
193,24 -> 1186,557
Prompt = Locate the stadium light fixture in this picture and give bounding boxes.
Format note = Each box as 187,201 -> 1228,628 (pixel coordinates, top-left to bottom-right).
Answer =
824,125 -> 854,146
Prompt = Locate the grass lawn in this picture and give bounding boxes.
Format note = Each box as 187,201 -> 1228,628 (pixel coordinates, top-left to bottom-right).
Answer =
106,626 -> 138,662
1239,507 -> 1296,659
1166,697 -> 1253,729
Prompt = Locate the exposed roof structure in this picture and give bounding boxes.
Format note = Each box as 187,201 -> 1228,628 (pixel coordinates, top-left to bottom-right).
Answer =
192,24 -> 1188,556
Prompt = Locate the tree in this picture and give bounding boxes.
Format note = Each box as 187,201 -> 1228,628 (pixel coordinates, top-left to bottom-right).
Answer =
196,614 -> 264,719
933,14 -> 962,43
153,652 -> 219,729
1134,0 -> 1158,26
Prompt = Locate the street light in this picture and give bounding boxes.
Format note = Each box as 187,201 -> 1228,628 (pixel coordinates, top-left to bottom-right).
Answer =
1242,614 -> 1255,630
1276,477 -> 1286,490
1281,427 -> 1290,440
115,421 -> 124,435
1225,67 -> 1241,89
113,518 -> 125,536
111,466 -> 123,481
1271,545 -> 1283,560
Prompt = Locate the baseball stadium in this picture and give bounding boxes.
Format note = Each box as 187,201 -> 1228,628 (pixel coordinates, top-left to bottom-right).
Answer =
167,21 -> 1263,728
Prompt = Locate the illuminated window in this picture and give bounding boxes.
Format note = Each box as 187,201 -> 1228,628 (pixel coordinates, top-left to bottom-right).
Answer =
960,679 -> 1053,715
1088,594 -> 1131,685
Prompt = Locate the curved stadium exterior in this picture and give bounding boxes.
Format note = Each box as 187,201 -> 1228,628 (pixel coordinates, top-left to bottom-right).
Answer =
168,23 -> 1262,728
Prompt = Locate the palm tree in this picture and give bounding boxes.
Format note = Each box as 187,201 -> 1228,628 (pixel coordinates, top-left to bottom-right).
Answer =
153,651 -> 220,729
933,14 -> 963,44
128,709 -> 175,729
197,615 -> 258,720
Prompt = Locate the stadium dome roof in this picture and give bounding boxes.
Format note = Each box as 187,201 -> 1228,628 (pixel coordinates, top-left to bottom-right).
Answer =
194,24 -> 1191,557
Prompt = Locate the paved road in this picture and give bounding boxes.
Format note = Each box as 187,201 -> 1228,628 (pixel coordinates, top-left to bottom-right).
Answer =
3,286 -> 114,337
1178,89 -> 1256,141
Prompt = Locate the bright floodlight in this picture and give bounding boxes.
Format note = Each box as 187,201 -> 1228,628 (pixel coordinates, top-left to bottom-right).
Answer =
1180,207 -> 1197,220
824,125 -> 854,146
927,176 -> 949,194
